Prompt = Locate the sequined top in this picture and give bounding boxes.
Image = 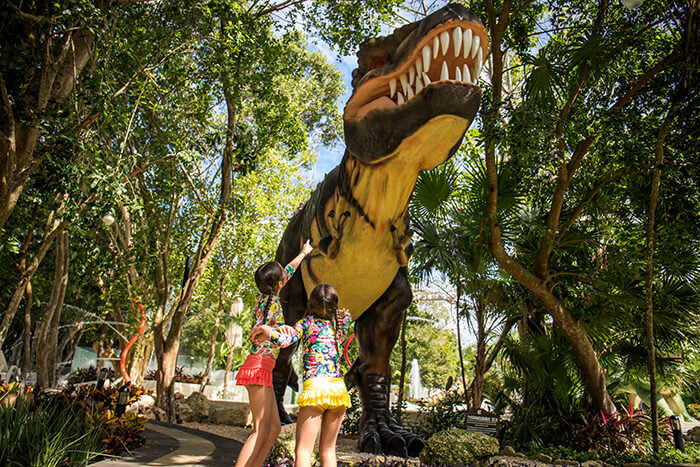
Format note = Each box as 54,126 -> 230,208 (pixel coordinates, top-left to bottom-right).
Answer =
269,310 -> 352,381
247,264 -> 295,359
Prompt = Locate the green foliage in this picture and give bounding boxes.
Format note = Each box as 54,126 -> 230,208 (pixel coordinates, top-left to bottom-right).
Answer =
420,427 -> 499,464
0,397 -> 103,467
414,389 -> 469,438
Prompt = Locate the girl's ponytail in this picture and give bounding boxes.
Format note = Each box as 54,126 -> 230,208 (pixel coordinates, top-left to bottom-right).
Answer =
261,294 -> 273,324
254,261 -> 285,324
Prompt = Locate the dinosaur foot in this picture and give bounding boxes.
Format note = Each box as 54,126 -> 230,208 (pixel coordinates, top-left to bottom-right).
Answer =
358,374 -> 423,457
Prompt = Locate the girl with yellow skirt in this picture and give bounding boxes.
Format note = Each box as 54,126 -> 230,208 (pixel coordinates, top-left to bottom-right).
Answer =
251,284 -> 352,467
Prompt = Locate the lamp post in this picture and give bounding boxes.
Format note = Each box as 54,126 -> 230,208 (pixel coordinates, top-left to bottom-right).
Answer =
669,415 -> 685,452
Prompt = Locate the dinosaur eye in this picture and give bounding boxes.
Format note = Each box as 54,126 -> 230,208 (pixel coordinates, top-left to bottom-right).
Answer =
369,55 -> 386,70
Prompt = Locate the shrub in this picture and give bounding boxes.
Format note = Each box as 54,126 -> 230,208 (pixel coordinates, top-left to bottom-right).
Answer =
340,387 -> 362,435
0,396 -> 103,466
414,389 -> 469,438
145,366 -> 204,383
687,403 -> 700,419
68,366 -> 117,384
419,427 -> 499,464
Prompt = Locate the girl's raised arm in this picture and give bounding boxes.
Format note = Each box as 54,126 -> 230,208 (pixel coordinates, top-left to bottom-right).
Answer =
286,239 -> 314,271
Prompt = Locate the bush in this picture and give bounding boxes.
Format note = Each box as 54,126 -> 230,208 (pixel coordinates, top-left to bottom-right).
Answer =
687,402 -> 700,419
145,366 -> 204,383
340,387 -> 362,435
419,427 -> 499,464
414,389 -> 469,438
0,395 -> 103,466
68,366 -> 117,384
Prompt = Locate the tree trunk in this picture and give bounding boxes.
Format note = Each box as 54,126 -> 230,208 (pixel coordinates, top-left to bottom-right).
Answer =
35,231 -> 70,388
644,103 -> 678,452
472,300 -> 486,409
0,26 -> 95,237
154,83 -> 235,420
200,275 -> 227,391
455,283 -> 468,401
395,311 -> 408,422
21,281 -> 33,379
467,316 -> 517,403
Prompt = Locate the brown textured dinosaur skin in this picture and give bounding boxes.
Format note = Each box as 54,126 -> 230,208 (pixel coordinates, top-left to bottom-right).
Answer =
273,3 -> 487,456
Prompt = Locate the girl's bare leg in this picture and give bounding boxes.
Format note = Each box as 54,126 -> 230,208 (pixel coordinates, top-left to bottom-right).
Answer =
235,385 -> 281,467
295,406 -> 324,467
318,406 -> 346,467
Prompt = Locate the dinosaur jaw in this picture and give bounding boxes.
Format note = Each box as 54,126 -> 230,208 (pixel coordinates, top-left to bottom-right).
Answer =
344,18 -> 487,164
346,19 -> 488,121
344,81 -> 481,165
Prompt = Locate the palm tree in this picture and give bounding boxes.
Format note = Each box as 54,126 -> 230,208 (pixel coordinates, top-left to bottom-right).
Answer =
409,149 -> 522,408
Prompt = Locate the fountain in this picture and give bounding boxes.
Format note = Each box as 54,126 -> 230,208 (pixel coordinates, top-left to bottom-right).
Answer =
409,358 -> 424,400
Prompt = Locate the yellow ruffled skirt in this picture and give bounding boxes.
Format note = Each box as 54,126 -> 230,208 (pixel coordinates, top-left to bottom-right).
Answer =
297,377 -> 351,410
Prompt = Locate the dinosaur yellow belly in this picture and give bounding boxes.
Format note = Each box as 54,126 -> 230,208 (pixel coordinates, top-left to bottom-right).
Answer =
301,115 -> 469,320
302,220 -> 398,319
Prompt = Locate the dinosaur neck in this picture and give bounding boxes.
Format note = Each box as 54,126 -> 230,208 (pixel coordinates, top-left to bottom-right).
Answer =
342,114 -> 469,229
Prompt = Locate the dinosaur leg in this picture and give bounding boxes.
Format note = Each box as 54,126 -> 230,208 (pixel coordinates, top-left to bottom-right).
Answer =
345,268 -> 424,457
273,271 -> 307,425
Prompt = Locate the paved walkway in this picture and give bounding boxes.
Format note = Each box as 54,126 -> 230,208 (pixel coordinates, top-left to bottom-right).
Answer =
91,421 -> 243,466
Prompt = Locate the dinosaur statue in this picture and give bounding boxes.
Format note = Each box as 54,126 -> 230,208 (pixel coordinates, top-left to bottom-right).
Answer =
274,3 -> 488,457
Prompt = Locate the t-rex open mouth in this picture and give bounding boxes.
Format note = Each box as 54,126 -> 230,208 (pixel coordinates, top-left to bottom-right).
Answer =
346,19 -> 488,120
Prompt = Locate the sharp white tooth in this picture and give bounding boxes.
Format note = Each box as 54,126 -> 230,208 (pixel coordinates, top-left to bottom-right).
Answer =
441,61 -> 449,80
471,34 -> 480,58
422,72 -> 431,84
415,57 -> 422,81
407,84 -> 415,99
432,36 -> 439,59
409,66 -> 415,85
463,28 -> 472,59
415,75 -> 423,93
422,46 -> 431,73
389,78 -> 397,98
400,73 -> 409,95
455,65 -> 462,81
474,48 -> 483,79
453,27 -> 463,57
440,31 -> 450,55
463,63 -> 471,82
397,92 -> 405,105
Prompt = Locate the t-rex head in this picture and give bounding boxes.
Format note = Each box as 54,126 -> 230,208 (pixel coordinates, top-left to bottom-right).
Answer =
344,3 -> 487,167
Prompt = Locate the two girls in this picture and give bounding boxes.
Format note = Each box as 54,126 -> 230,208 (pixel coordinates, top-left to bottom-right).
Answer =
234,240 -> 313,467
252,284 -> 352,467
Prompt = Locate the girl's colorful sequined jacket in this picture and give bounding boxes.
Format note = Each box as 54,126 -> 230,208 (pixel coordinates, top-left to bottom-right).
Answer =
269,310 -> 352,381
247,264 -> 295,359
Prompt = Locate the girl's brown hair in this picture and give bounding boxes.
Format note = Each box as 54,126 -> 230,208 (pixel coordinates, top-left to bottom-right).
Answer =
306,284 -> 342,354
254,261 -> 284,323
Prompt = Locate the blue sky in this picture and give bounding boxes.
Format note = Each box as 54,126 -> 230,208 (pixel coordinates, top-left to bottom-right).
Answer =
307,40 -> 356,183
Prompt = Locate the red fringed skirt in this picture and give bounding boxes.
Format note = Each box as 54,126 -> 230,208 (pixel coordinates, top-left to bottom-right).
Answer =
235,353 -> 276,387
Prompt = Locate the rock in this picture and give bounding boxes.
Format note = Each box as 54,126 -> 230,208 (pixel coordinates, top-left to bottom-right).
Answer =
420,427 -> 499,464
210,405 -> 252,426
580,461 -> 602,467
530,453 -> 553,463
623,464 -> 650,467
487,456 -> 539,466
152,406 -> 167,421
499,446 -> 517,456
685,425 -> 700,443
175,399 -> 197,422
185,392 -> 210,420
515,452 -> 528,458
139,394 -> 156,410
555,459 -> 580,466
